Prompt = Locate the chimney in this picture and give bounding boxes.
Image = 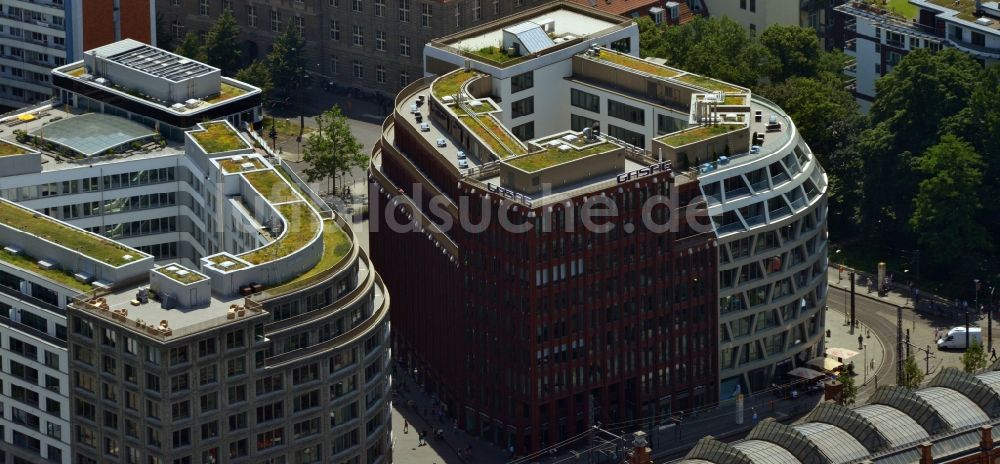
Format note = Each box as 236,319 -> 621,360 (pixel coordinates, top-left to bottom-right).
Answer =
630,431 -> 653,464
981,425 -> 993,451
919,442 -> 933,464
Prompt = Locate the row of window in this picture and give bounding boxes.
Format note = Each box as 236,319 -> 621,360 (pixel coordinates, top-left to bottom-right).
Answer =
328,57 -> 407,86
0,167 -> 177,202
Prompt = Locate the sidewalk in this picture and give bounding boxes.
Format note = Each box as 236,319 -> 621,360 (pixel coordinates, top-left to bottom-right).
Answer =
825,307 -> 886,402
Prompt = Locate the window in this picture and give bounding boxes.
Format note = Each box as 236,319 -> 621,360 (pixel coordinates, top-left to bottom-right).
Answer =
270,9 -> 281,33
256,401 -> 284,423
375,30 -> 386,51
228,438 -> 248,458
375,0 -> 385,16
352,0 -> 363,12
421,3 -> 433,27
494,0 -> 500,14
294,418 -> 321,439
294,15 -> 304,35
330,20 -> 340,40
170,347 -> 189,365
610,37 -> 631,53
247,5 -> 257,27
399,0 -> 410,21
511,71 -> 533,93
454,4 -> 462,27
607,99 -> 645,125
376,65 -> 386,84
226,330 -> 244,349
146,373 -> 160,392
171,401 -> 190,420
353,60 -> 364,79
352,25 -> 364,46
198,339 -> 216,358
331,55 -> 339,74
571,114 -> 599,132
473,0 -> 481,21
657,114 -> 686,135
201,421 -> 219,440
293,390 -> 320,412
228,384 -> 247,404
511,97 -> 534,118
399,36 -> 411,56
257,428 -> 284,450
199,0 -> 209,16
256,374 -> 284,395
228,412 -> 248,431
171,373 -> 190,392
200,393 -> 218,413
740,0 -> 746,9
199,365 -> 218,385
512,122 -> 534,141
750,0 -> 756,12
608,125 -> 645,148
227,357 -> 246,377
400,71 -> 410,88
571,89 -> 599,112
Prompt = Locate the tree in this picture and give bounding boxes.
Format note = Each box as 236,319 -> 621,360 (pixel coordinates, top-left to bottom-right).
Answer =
837,371 -> 857,405
301,106 -> 367,194
203,8 -> 243,75
910,134 -> 989,271
265,25 -> 307,103
902,356 -> 924,389
962,340 -> 989,373
155,11 -> 174,51
236,60 -> 273,103
760,25 -> 821,82
174,32 -> 205,62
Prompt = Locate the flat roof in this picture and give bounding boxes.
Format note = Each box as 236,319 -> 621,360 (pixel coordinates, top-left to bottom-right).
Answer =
448,8 -> 622,52
31,113 -> 157,157
94,39 -> 218,82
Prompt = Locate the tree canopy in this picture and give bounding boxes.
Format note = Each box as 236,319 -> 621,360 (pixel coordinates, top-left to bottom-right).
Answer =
902,356 -> 924,389
174,32 -> 205,62
265,25 -> 308,103
235,60 -> 273,102
760,25 -> 821,81
203,8 -> 243,75
301,106 -> 367,194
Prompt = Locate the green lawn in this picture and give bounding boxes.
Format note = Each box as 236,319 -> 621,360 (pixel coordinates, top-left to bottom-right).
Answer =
245,170 -> 299,203
452,100 -> 497,116
0,141 -> 26,156
459,115 -> 526,158
507,142 -> 619,172
204,82 -> 249,104
723,95 -> 746,105
0,249 -> 93,291
274,221 -> 352,293
242,203 -> 320,265
192,122 -> 248,153
262,116 -> 315,138
676,74 -> 744,93
888,0 -> 919,18
158,266 -> 206,284
219,157 -> 265,173
0,201 -> 138,266
467,46 -> 517,64
660,124 -> 739,147
597,51 -> 680,78
925,0 -> 975,19
432,70 -> 477,99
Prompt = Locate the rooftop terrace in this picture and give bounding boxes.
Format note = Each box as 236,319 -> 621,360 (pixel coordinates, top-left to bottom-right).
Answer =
0,200 -> 143,267
241,202 -> 320,265
583,48 -> 748,94
0,141 -> 29,157
509,135 -> 620,172
659,124 -> 743,147
192,122 -> 249,153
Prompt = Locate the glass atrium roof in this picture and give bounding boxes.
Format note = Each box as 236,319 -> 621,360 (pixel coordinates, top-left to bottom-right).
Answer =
31,113 -> 156,157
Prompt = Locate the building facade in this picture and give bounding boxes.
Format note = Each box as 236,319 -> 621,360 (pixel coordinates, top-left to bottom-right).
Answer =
371,1 -> 827,454
156,0 -> 560,100
837,0 -> 999,111
0,40 -> 390,464
699,0 -> 842,47
0,0 -> 155,108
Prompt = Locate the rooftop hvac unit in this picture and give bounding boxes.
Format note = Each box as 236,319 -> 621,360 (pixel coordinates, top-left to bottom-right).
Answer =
171,103 -> 187,112
94,77 -> 108,85
975,17 -> 994,26
184,98 -> 202,109
3,245 -> 22,255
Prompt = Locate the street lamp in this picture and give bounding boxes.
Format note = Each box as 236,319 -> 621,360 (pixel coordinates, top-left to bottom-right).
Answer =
268,117 -> 278,153
863,343 -> 867,385
835,249 -> 843,282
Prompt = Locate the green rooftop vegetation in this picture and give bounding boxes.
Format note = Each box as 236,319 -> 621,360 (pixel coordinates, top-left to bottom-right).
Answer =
219,157 -> 265,173
676,74 -> 744,93
204,82 -> 249,104
157,266 -> 206,284
207,254 -> 247,270
459,115 -> 527,158
723,95 -> 746,105
67,67 -> 87,77
275,220 -> 352,292
659,124 -> 741,147
192,122 -> 248,153
0,201 -> 139,266
596,51 -> 681,79
245,170 -> 299,203
0,141 -> 27,157
242,202 -> 320,265
466,46 -> 517,64
926,0 -> 975,19
0,249 -> 92,292
507,142 -> 619,172
452,100 -> 497,116
433,70 -> 477,99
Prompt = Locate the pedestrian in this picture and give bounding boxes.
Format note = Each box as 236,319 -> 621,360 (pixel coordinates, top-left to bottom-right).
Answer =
858,334 -> 864,350
870,359 -> 875,371
992,347 -> 997,361
752,409 -> 759,425
419,430 -> 426,446
403,419 -> 409,434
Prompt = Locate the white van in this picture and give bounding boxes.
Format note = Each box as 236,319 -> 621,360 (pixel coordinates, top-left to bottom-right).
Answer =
937,327 -> 983,350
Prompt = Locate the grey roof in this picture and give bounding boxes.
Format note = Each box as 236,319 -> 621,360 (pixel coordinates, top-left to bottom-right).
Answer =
854,404 -> 929,448
107,44 -> 217,82
31,113 -> 156,157
89,38 -> 146,59
794,422 -> 870,464
732,440 -> 800,464
504,22 -> 555,54
915,387 -> 989,429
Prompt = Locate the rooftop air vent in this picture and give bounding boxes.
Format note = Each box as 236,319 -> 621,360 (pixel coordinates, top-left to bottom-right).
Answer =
37,260 -> 56,270
184,98 -> 202,109
171,103 -> 187,112
94,77 -> 108,85
975,17 -> 994,26
3,245 -> 22,255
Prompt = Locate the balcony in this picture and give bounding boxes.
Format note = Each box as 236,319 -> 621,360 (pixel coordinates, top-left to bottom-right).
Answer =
845,38 -> 857,54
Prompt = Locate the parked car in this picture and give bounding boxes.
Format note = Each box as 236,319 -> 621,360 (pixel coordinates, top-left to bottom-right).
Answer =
419,123 -> 430,132
436,138 -> 447,147
458,159 -> 469,169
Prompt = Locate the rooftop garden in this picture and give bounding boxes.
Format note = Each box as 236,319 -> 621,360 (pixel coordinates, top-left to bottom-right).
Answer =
459,114 -> 527,158
0,201 -> 139,266
507,142 -> 620,172
204,82 -> 249,104
0,141 -> 27,157
659,124 -> 741,147
466,45 -> 518,64
595,51 -> 681,79
452,100 -> 497,116
67,67 -> 87,77
219,157 -> 265,173
0,249 -> 92,292
432,70 -> 478,99
275,221 -> 352,291
676,74 -> 744,94
192,122 -> 248,153
723,95 -> 746,105
245,170 -> 299,203
207,254 -> 248,271
925,0 -> 977,20
242,202 -> 320,265
157,266 -> 206,284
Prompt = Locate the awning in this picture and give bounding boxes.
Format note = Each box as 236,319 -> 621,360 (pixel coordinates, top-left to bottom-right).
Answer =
826,347 -> 859,360
788,367 -> 826,380
807,357 -> 843,371
17,114 -> 35,122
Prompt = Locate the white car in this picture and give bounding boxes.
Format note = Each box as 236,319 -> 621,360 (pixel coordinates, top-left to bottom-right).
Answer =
436,138 -> 447,147
419,123 -> 430,132
457,151 -> 467,160
458,159 -> 469,169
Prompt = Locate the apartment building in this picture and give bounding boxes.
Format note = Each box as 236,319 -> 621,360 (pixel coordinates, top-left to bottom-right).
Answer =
0,0 -> 155,108
566,0 -> 700,24
700,0 -> 843,47
837,0 -> 999,110
157,0 -> 560,99
372,1 -> 827,454
0,40 -> 390,464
